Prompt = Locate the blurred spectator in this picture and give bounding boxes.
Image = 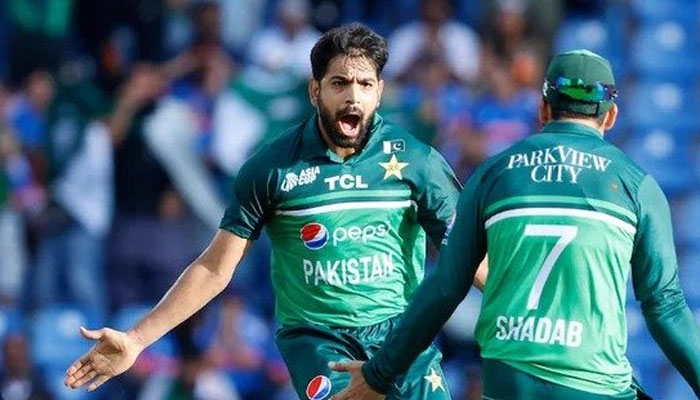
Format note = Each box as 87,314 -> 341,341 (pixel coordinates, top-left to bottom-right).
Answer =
248,0 -> 320,79
5,0 -> 74,88
0,143 -> 30,305
75,0 -> 165,69
340,0 -> 419,37
219,0 -> 266,57
0,334 -> 53,400
164,0 -> 266,59
107,64 -> 212,310
509,45 -> 544,90
145,34 -> 232,229
390,53 -> 474,145
481,0 -> 555,64
139,313 -> 239,400
161,1 -> 233,87
139,356 -> 239,400
0,86 -> 32,306
443,58 -> 539,176
385,0 -> 481,84
205,295 -> 289,400
108,3 -> 230,308
471,61 -> 538,157
29,74 -> 114,314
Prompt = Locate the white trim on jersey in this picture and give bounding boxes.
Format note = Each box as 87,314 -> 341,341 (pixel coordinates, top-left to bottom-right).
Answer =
274,200 -> 417,217
484,207 -> 637,235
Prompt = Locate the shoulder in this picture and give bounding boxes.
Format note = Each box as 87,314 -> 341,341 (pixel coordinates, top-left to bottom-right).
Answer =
599,142 -> 650,202
377,118 -> 442,160
238,121 -> 307,180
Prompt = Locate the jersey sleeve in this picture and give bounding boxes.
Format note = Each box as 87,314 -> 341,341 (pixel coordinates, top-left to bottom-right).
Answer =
219,156 -> 275,240
414,147 -> 463,247
630,175 -> 700,396
362,163 -> 488,393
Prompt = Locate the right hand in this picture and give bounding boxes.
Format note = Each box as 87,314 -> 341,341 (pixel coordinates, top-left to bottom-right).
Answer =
64,327 -> 145,392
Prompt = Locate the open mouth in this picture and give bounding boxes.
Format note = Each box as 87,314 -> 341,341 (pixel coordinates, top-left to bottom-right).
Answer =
336,113 -> 361,137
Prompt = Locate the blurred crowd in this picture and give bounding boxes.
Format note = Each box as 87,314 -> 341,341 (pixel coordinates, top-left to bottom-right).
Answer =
0,0 -> 698,399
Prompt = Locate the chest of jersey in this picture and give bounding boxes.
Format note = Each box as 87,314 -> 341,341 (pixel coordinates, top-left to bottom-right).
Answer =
276,151 -> 413,199
265,150 -> 423,289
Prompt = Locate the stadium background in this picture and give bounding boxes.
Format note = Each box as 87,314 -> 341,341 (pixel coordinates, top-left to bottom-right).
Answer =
0,0 -> 698,399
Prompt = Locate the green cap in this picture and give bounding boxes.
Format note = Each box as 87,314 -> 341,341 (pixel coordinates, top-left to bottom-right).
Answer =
543,49 -> 616,116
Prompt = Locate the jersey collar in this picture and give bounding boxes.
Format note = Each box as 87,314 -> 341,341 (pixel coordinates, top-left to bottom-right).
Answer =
301,112 -> 385,163
541,121 -> 604,139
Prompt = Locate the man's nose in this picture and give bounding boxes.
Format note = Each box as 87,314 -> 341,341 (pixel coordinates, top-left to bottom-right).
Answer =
345,82 -> 362,105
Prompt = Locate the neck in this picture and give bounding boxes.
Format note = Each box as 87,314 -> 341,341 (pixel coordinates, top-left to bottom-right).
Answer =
317,115 -> 358,159
555,117 -> 605,136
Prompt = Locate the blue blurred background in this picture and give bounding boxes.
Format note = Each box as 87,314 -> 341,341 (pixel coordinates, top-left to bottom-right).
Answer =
0,0 -> 698,399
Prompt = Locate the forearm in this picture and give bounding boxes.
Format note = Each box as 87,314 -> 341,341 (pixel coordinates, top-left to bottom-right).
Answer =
643,292 -> 700,397
107,100 -> 139,146
126,230 -> 248,349
363,270 -> 471,393
127,259 -> 232,348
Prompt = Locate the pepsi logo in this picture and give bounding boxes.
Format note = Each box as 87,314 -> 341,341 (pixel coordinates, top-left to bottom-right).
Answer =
300,223 -> 328,250
306,375 -> 332,400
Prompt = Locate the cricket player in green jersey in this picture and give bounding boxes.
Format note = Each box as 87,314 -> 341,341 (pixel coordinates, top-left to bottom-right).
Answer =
330,50 -> 700,400
63,23 -> 486,399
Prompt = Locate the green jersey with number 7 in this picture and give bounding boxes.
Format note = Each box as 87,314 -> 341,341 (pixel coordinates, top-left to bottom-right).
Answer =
361,50 -> 700,399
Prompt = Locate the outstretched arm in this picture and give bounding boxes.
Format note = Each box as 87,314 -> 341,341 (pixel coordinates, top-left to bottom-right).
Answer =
65,229 -> 250,391
631,176 -> 700,397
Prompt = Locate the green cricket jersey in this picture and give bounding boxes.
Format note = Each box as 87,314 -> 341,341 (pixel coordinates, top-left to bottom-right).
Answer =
364,121 -> 700,397
220,113 -> 461,327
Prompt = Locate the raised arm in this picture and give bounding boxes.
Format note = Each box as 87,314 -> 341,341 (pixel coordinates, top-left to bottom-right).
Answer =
64,230 -> 249,392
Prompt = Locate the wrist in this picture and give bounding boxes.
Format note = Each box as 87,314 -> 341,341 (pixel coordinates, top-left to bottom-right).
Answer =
361,359 -> 391,395
126,328 -> 148,351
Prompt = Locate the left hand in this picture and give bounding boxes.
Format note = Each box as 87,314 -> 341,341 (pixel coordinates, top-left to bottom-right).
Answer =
328,361 -> 385,400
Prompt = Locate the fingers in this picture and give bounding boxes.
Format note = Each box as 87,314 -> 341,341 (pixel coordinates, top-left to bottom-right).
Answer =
66,361 -> 94,385
87,374 -> 111,392
70,370 -> 98,388
329,387 -> 351,400
66,355 -> 88,376
80,326 -> 105,340
328,361 -> 350,372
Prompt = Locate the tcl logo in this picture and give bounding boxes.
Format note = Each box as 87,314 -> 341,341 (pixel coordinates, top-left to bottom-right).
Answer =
332,223 -> 388,245
324,174 -> 368,190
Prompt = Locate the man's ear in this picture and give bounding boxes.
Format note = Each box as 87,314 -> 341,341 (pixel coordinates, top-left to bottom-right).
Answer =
539,98 -> 552,124
377,79 -> 385,104
308,79 -> 320,107
603,103 -> 618,131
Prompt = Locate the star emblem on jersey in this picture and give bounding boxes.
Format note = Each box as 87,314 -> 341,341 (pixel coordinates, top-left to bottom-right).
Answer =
379,154 -> 409,180
423,368 -> 445,392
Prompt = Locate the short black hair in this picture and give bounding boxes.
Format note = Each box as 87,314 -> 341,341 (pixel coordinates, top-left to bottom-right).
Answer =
551,109 -> 607,125
545,97 -> 608,125
310,23 -> 388,81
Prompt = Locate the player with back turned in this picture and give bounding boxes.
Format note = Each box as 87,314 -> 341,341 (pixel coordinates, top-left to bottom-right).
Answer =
330,50 -> 700,400
63,23 -> 487,400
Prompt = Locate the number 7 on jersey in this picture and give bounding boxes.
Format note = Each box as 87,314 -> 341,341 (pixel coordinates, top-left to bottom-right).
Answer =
524,224 -> 578,310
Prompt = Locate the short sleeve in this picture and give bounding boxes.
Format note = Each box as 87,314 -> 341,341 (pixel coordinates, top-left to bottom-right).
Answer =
219,157 -> 275,240
414,147 -> 463,247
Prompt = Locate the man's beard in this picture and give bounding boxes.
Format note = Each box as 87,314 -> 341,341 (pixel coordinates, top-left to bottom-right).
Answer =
317,98 -> 374,151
